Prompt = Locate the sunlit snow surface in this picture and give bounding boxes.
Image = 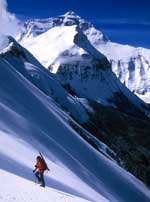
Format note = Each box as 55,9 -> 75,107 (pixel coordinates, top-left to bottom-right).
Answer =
21,26 -> 77,68
0,170 -> 93,202
0,46 -> 150,202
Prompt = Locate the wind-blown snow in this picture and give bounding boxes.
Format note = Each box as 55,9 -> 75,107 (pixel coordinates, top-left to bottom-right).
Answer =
0,0 -> 21,37
0,35 -> 9,52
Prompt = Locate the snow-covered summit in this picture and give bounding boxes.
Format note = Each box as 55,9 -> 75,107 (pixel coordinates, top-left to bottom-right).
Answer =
19,22 -> 150,117
62,11 -> 80,17
19,11 -> 108,44
19,12 -> 150,103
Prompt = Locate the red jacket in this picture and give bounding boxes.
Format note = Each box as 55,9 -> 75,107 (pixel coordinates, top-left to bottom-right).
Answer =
35,160 -> 45,173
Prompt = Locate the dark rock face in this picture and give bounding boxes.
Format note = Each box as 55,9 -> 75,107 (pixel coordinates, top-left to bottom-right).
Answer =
81,101 -> 150,186
53,50 -> 150,186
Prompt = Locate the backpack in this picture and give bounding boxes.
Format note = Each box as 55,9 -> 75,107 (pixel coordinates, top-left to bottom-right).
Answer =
39,152 -> 50,171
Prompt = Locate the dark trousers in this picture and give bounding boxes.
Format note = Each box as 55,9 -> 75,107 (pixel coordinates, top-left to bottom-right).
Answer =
35,171 -> 45,187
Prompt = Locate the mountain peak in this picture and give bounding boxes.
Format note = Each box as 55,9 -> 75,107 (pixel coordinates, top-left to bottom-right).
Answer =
63,11 -> 80,18
19,12 -> 108,44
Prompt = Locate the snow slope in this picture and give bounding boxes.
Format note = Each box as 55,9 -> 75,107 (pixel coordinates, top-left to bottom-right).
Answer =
0,56 -> 108,202
0,42 -> 150,202
20,12 -> 150,103
0,35 -> 89,123
0,35 -> 117,161
0,170 -> 91,202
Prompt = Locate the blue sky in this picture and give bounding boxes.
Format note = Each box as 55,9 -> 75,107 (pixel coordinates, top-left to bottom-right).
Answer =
7,0 -> 150,48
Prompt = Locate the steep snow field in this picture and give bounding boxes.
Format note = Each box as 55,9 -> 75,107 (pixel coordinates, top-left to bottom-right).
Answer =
0,170 -> 92,202
0,40 -> 150,202
0,57 -> 108,202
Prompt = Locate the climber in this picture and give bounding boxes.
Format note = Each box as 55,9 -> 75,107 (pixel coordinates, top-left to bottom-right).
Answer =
33,155 -> 47,187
